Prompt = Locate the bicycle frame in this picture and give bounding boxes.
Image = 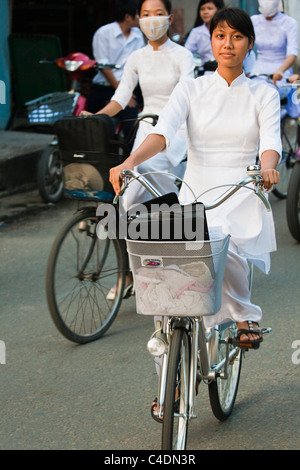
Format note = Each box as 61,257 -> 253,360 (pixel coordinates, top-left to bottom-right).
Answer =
154,316 -> 240,422
119,166 -> 271,427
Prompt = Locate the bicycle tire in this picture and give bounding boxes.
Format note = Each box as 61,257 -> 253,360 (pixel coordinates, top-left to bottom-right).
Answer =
162,328 -> 190,450
37,144 -> 64,203
46,207 -> 126,343
286,161 -> 300,242
273,116 -> 298,199
208,323 -> 242,421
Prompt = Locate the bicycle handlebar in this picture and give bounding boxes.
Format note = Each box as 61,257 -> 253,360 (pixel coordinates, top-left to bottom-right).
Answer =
95,63 -> 121,70
250,73 -> 300,88
116,165 -> 272,212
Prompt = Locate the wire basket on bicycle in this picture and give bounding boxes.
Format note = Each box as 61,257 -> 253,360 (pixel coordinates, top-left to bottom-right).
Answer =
125,196 -> 230,317
127,236 -> 230,317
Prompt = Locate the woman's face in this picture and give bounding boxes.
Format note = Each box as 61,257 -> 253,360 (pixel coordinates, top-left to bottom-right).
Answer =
199,2 -> 219,26
211,21 -> 252,71
140,0 -> 169,18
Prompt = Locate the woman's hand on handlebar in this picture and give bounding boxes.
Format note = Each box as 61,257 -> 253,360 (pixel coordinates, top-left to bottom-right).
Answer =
109,161 -> 134,196
260,150 -> 281,190
79,110 -> 93,117
260,168 -> 280,191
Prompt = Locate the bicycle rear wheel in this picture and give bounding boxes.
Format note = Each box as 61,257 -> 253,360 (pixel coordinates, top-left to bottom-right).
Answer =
46,207 -> 126,343
273,116 -> 299,199
162,328 -> 190,450
37,144 -> 64,203
286,161 -> 300,242
208,323 -> 242,421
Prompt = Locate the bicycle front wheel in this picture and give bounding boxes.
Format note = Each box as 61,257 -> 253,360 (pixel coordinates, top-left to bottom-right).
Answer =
208,323 -> 242,421
162,328 -> 190,450
46,208 -> 126,343
286,161 -> 300,242
273,116 -> 299,199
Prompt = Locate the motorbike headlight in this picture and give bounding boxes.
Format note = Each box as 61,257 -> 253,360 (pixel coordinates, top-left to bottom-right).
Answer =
64,60 -> 84,71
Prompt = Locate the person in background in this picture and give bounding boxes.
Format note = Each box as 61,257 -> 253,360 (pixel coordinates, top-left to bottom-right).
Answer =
84,0 -> 194,207
250,0 -> 298,89
86,0 -> 145,141
185,0 -> 224,64
250,0 -> 299,117
83,0 -> 194,300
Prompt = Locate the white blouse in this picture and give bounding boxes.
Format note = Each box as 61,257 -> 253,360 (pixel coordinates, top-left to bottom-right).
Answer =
112,39 -> 194,167
250,12 -> 299,79
150,71 -> 282,272
185,24 -> 214,63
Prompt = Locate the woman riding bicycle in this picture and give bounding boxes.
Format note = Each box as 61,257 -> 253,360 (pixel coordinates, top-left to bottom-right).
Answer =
82,0 -> 194,299
83,0 -> 194,206
110,7 -> 281,347
250,0 -> 299,117
185,0 -> 225,64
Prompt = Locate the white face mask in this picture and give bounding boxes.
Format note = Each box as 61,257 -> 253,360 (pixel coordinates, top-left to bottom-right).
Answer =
258,0 -> 281,18
139,16 -> 169,41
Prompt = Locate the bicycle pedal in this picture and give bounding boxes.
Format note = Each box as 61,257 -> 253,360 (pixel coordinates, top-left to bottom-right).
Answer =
261,327 -> 272,335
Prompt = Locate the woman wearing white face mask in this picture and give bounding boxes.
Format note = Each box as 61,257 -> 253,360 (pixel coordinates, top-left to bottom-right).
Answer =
250,0 -> 298,90
83,0 -> 194,208
82,0 -> 194,299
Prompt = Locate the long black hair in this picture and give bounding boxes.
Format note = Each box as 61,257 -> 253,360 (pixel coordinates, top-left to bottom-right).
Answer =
210,7 -> 255,46
193,0 -> 225,28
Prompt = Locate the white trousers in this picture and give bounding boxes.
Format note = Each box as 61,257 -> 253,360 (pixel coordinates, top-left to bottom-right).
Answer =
153,243 -> 263,373
153,243 -> 262,328
204,244 -> 262,328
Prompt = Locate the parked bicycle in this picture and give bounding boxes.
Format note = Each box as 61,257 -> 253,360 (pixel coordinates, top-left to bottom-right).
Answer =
117,166 -> 272,450
45,113 -> 159,343
25,53 -> 121,204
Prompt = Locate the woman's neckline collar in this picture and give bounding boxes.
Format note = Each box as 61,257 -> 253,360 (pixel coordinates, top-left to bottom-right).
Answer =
147,38 -> 171,51
214,70 -> 247,87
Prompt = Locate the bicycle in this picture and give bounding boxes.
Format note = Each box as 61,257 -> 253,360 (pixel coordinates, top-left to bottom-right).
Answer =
119,165 -> 272,450
286,154 -> 300,242
45,113 -> 160,343
32,57 -> 121,204
250,74 -> 300,199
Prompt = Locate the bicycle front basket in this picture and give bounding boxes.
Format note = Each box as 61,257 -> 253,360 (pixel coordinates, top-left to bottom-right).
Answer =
126,235 -> 230,317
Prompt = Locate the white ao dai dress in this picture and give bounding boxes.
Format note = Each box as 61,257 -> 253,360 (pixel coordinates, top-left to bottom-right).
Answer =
111,39 -> 194,206
150,71 -> 282,327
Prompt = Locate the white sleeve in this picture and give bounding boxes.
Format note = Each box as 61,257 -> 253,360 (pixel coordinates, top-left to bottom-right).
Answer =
179,48 -> 195,80
111,54 -> 139,109
258,87 -> 282,159
184,29 -> 199,55
148,80 -> 191,146
286,18 -> 299,57
92,29 -> 110,63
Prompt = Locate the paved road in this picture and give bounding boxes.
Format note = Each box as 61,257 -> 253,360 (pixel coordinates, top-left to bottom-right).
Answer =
0,192 -> 299,450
